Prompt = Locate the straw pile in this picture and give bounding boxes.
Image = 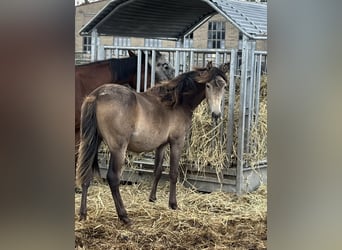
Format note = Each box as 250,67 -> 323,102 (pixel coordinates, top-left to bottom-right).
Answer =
75,182 -> 267,249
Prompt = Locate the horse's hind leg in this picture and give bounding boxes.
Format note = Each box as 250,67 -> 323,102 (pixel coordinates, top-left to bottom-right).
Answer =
107,151 -> 131,225
79,180 -> 90,220
149,144 -> 167,202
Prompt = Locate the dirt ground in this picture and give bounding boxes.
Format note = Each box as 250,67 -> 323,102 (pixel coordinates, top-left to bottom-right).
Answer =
75,181 -> 267,249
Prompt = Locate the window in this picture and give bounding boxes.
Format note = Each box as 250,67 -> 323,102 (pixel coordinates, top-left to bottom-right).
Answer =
207,21 -> 225,49
144,38 -> 162,47
83,36 -> 92,53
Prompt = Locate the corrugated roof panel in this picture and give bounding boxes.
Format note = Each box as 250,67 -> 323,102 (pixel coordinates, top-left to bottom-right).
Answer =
212,0 -> 267,37
79,0 -> 267,40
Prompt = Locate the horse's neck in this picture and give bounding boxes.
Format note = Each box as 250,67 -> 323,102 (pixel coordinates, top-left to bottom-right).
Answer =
109,57 -> 138,82
183,85 -> 206,113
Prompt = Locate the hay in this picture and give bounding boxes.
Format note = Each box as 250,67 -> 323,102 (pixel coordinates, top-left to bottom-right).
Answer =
181,74 -> 268,170
75,182 -> 267,249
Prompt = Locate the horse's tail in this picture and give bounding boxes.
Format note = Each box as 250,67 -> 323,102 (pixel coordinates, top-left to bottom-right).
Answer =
76,95 -> 101,187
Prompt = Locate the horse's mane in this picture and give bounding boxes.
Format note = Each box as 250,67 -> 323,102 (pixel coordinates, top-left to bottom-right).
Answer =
148,67 -> 227,107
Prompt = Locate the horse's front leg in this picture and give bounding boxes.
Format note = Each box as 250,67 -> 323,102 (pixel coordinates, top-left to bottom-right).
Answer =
149,144 -> 167,202
168,140 -> 184,210
107,151 -> 131,225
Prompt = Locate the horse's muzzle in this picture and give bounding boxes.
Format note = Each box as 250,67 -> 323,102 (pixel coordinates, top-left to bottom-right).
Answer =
211,112 -> 222,123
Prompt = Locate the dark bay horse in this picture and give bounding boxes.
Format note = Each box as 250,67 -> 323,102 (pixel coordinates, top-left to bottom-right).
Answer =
75,51 -> 175,156
76,62 -> 228,225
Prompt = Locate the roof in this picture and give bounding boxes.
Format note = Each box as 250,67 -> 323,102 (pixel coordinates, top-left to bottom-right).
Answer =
79,0 -> 267,40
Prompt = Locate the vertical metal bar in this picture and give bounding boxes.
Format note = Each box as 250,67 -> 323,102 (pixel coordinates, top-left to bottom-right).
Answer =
215,51 -> 220,67
226,49 -> 237,166
175,50 -> 180,76
97,44 -> 105,60
219,52 -> 228,143
196,52 -> 199,66
181,37 -> 186,73
236,35 -> 249,194
190,51 -> 194,71
182,51 -> 186,73
251,54 -> 257,123
151,49 -> 156,86
90,29 -> 98,62
244,40 -> 252,155
246,41 -> 256,151
136,49 -> 142,93
144,50 -> 148,91
254,54 -> 262,121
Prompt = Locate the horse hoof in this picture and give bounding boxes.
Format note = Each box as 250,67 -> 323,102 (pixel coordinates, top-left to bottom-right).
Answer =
79,214 -> 87,221
149,197 -> 156,202
169,203 -> 178,210
121,217 -> 133,226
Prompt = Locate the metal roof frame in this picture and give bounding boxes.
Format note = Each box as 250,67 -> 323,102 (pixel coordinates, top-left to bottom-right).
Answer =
79,0 -> 267,40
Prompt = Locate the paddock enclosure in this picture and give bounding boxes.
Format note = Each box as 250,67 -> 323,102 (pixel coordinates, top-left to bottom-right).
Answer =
76,0 -> 267,248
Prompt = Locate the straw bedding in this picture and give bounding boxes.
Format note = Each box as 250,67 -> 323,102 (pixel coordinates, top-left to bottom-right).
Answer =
75,182 -> 266,250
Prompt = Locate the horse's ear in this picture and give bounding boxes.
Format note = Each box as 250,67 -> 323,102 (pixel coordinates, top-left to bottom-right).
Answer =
206,61 -> 213,70
220,62 -> 230,73
128,50 -> 136,57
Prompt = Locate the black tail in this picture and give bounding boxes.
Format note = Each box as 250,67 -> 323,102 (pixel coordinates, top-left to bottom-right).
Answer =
76,95 -> 101,187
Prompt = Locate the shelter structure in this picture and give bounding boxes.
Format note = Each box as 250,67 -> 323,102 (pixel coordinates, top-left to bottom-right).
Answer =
79,0 -> 267,194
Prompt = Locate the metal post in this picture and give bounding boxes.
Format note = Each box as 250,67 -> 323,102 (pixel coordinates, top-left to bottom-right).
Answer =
90,29 -> 98,62
97,44 -> 104,60
175,50 -> 180,76
182,40 -> 186,73
144,50 -> 148,91
136,49 -> 142,92
190,51 -> 194,71
151,49 -> 156,86
226,49 -> 237,166
254,54 -> 262,122
246,40 -> 256,153
236,35 -> 249,194
215,51 -> 220,67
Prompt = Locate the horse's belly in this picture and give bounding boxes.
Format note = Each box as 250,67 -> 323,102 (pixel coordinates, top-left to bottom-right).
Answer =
128,131 -> 167,153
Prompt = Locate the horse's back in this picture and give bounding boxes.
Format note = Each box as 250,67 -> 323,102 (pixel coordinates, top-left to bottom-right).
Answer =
93,84 -> 138,146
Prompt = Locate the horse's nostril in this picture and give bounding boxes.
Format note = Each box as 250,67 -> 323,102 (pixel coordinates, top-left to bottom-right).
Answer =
211,112 -> 221,121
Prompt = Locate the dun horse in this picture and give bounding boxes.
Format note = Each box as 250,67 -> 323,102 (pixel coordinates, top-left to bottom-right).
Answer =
75,51 -> 175,155
76,62 -> 228,224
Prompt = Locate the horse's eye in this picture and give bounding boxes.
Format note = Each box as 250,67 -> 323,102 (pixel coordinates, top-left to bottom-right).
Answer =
206,84 -> 210,89
157,63 -> 161,67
